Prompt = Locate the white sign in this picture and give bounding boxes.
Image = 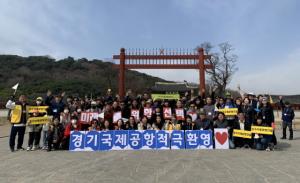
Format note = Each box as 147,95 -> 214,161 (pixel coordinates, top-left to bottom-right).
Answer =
143,108 -> 152,118
113,112 -> 122,122
214,128 -> 229,149
131,109 -> 140,121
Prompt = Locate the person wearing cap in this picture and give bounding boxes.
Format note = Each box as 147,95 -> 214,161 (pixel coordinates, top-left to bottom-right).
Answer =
279,96 -> 295,140
26,97 -> 46,151
6,95 -> 28,152
87,100 -> 101,113
247,92 -> 258,109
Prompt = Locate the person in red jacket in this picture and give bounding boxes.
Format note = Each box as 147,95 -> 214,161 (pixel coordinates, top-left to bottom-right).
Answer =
62,117 -> 82,150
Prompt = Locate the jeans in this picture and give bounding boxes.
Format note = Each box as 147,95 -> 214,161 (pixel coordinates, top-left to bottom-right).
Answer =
254,135 -> 272,150
9,126 -> 26,149
43,131 -> 48,147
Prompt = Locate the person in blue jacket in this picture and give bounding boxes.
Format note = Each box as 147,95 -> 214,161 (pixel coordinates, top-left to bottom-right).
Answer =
279,96 -> 295,140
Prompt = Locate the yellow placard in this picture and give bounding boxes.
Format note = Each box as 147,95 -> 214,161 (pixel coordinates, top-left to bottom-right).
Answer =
218,108 -> 238,116
28,116 -> 50,125
251,126 -> 273,135
233,129 -> 252,139
27,106 -> 49,113
11,105 -> 22,124
151,94 -> 180,101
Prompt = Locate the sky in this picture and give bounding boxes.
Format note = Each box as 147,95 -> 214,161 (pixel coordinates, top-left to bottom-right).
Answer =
0,0 -> 299,95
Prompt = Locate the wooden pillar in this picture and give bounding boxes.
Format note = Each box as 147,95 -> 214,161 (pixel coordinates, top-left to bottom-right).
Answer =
198,48 -> 205,93
119,48 -> 125,99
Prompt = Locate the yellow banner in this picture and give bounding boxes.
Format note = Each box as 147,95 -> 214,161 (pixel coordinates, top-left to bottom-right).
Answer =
233,129 -> 252,139
218,108 -> 238,116
27,106 -> 49,113
151,94 -> 180,101
251,126 -> 273,135
28,116 -> 50,125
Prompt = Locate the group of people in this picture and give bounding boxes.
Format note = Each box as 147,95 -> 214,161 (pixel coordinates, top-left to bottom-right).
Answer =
6,88 -> 295,152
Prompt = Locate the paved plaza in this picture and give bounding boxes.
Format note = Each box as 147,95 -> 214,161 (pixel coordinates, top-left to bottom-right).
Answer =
0,122 -> 300,183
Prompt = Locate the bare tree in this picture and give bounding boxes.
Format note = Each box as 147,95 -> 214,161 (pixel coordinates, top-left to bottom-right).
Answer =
198,42 -> 238,95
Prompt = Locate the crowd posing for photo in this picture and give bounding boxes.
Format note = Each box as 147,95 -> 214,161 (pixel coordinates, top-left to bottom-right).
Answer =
5,88 -> 295,152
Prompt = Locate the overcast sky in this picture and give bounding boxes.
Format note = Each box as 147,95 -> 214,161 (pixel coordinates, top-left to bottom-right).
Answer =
0,0 -> 299,95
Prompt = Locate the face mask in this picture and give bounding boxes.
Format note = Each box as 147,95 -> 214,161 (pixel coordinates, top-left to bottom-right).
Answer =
77,109 -> 82,113
36,101 -> 42,105
64,109 -> 69,114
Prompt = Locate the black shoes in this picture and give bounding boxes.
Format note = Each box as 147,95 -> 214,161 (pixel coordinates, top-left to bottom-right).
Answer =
16,147 -> 25,151
280,137 -> 286,139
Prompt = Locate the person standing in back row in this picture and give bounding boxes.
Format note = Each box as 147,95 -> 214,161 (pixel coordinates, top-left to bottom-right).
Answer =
6,95 -> 28,152
279,96 -> 295,140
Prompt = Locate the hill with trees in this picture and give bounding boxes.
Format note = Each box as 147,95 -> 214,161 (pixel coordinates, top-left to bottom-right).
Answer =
0,55 -> 166,101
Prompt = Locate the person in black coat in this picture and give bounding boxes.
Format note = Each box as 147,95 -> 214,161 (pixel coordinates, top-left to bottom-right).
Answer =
195,111 -> 213,130
232,113 -> 253,148
258,97 -> 276,149
241,97 -> 256,125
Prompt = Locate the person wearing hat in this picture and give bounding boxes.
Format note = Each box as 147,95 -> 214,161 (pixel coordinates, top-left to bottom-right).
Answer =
279,96 -> 295,140
26,97 -> 46,151
247,92 -> 258,109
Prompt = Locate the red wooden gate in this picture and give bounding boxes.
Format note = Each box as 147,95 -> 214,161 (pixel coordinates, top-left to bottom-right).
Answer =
113,48 -> 212,98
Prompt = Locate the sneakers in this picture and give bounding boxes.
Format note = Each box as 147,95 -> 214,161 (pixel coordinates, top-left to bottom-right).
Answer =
280,137 -> 286,139
266,143 -> 275,151
26,146 -> 32,151
31,146 -> 37,151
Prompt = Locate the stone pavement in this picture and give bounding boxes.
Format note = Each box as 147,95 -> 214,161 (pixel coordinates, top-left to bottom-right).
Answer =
0,123 -> 300,183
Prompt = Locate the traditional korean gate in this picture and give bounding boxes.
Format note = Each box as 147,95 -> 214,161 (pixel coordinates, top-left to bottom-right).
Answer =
113,48 -> 212,98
